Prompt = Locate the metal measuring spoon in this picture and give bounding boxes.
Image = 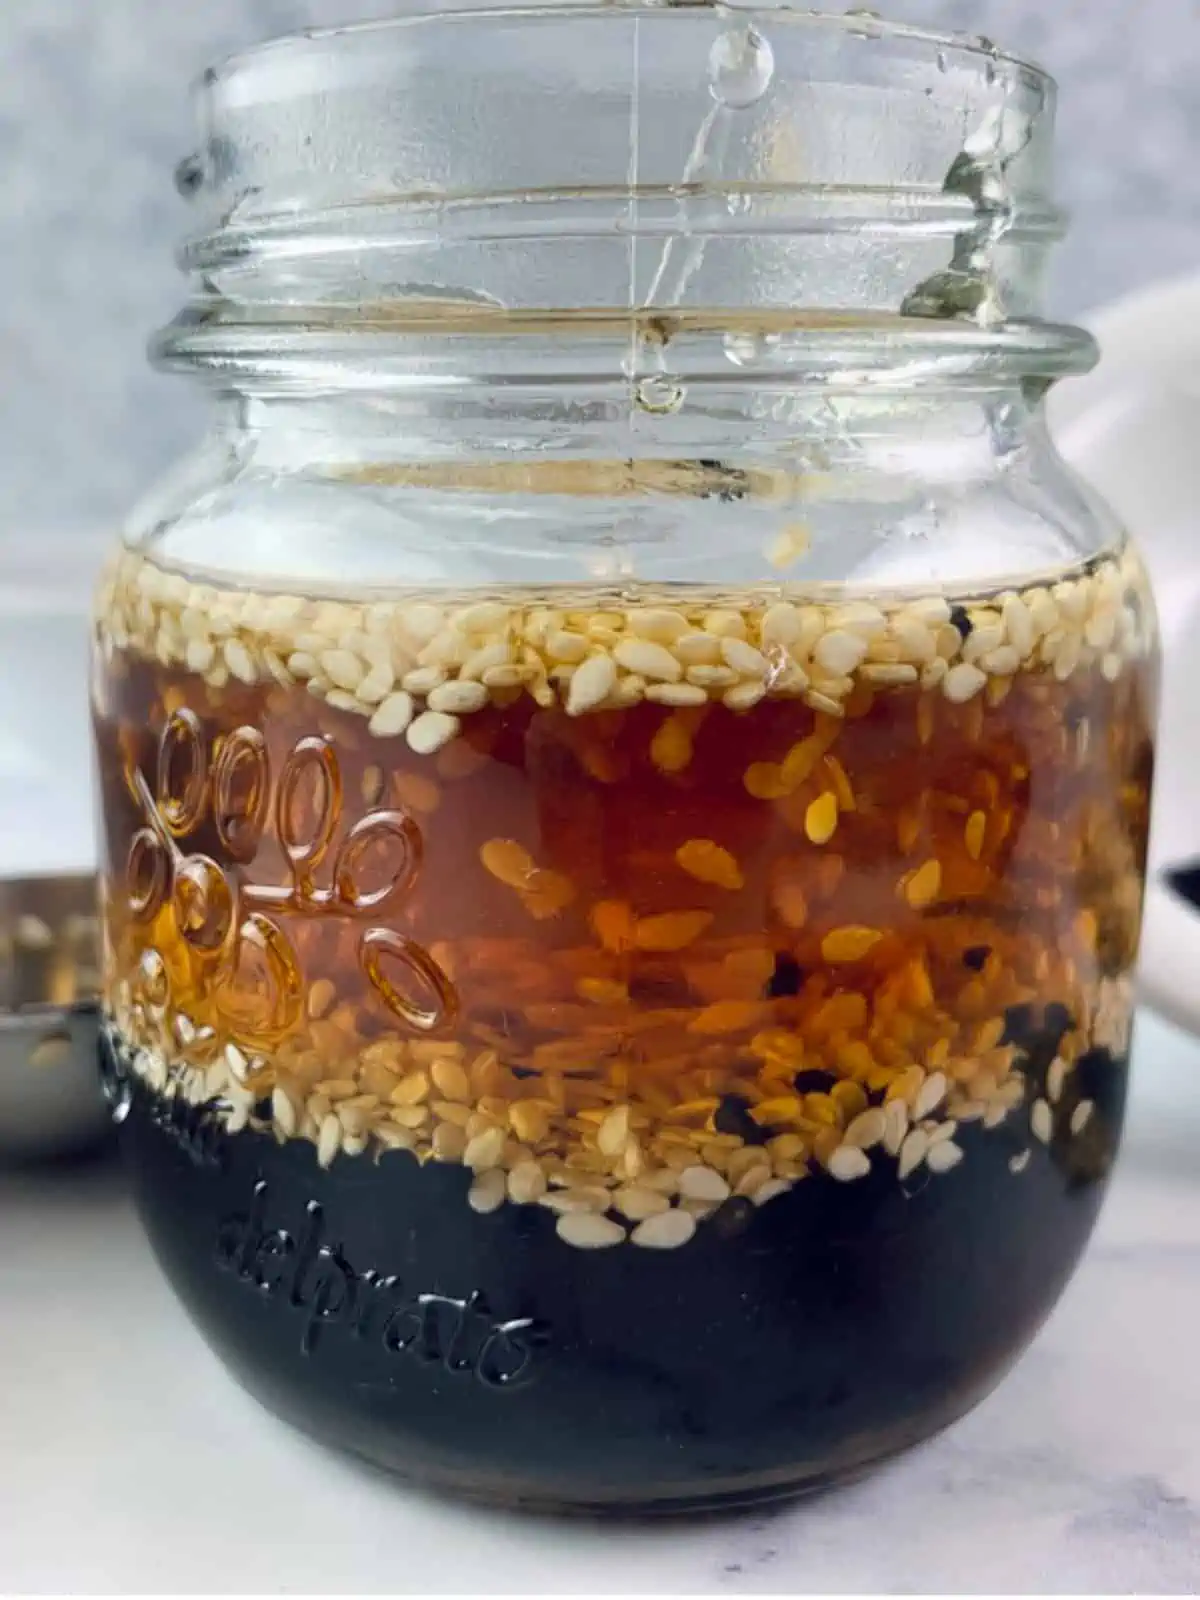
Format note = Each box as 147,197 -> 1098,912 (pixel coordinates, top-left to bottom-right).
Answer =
0,874 -> 108,1162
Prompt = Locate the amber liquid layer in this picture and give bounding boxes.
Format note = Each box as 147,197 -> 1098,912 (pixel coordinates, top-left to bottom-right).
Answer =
95,622 -> 1153,1185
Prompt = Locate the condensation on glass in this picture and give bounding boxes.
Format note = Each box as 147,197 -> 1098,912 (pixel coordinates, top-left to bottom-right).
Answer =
91,5 -> 1158,1511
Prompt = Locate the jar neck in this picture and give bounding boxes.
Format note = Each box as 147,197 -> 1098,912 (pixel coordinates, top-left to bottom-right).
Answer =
134,380 -> 1115,602
214,377 -> 1063,489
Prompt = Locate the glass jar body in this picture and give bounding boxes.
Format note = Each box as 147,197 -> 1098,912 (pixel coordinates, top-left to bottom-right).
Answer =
91,390 -> 1157,1508
91,10 -> 1158,1511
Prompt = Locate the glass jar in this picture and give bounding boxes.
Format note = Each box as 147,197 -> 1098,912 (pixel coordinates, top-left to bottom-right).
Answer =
91,6 -> 1158,1512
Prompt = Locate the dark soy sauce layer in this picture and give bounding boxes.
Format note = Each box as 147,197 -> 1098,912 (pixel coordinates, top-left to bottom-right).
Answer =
111,1027 -> 1123,1511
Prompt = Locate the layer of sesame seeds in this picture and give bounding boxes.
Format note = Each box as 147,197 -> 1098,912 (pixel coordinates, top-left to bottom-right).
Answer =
101,965 -> 1132,1249
95,546 -> 1154,745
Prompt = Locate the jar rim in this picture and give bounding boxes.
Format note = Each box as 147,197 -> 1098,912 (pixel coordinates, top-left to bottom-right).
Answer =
206,4 -> 1052,99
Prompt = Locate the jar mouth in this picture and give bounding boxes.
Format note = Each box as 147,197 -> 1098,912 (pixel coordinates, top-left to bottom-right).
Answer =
208,4 -> 1051,94
166,4 -> 1076,388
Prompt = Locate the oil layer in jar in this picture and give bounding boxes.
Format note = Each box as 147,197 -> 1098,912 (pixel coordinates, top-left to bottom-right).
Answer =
92,546 -> 1155,1249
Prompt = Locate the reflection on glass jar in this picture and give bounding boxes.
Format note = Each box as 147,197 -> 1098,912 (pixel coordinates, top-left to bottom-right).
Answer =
91,8 -> 1158,1512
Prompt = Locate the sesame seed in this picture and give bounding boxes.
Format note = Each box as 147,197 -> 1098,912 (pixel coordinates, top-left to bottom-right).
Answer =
357,663 -> 395,704
185,638 -> 215,673
673,630 -> 722,665
319,648 -> 364,691
913,1070 -> 947,1120
509,1101 -> 551,1144
271,1086 -> 298,1137
546,629 -> 589,663
317,1113 -> 342,1168
597,1104 -> 632,1156
631,1208 -> 697,1249
401,665 -> 447,696
1009,1149 -> 1031,1174
633,910 -> 713,952
626,607 -> 689,643
566,653 -> 617,714
678,1165 -> 731,1203
721,637 -> 769,677
455,601 -> 509,635
751,1177 -> 793,1207
861,662 -> 918,685
805,791 -> 839,845
675,838 -> 744,891
724,681 -> 767,711
980,645 -> 1020,676
432,1059 -> 472,1101
614,1185 -> 671,1221
614,638 -> 682,682
645,682 -> 708,707
464,1126 -> 507,1170
685,664 -> 739,689
1070,1099 -> 1095,1135
467,1168 -> 507,1213
406,710 -> 460,754
904,858 -> 942,910
650,715 -> 693,773
883,1098 -> 909,1155
390,1070 -> 431,1106
844,1107 -> 887,1149
480,837 -> 535,889
943,662 -> 987,703
964,810 -> 987,860
821,926 -> 883,963
1031,1099 -> 1053,1144
897,1128 -> 928,1179
432,1122 -> 467,1161
925,1140 -> 963,1174
827,1144 -> 871,1181
507,1162 -> 548,1204
223,1041 -> 250,1081
814,629 -> 869,675
1002,594 -> 1034,656
427,679 -> 489,715
224,639 -> 258,684
460,641 -> 512,679
555,1212 -> 626,1249
760,603 -> 802,646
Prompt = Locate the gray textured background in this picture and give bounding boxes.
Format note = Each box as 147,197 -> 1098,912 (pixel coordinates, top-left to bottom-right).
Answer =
1,0 -> 1196,535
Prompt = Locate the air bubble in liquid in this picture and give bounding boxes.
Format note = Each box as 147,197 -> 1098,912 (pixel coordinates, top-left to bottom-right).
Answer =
708,26 -> 775,110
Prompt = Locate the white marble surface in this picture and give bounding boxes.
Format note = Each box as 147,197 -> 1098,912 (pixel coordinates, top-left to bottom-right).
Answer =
2,1007 -> 1199,1595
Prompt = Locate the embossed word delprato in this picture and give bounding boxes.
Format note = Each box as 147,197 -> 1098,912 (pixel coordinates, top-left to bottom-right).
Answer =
215,1179 -> 542,1386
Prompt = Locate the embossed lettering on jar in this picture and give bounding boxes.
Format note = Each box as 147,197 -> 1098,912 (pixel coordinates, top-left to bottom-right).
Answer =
92,7 -> 1158,1513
